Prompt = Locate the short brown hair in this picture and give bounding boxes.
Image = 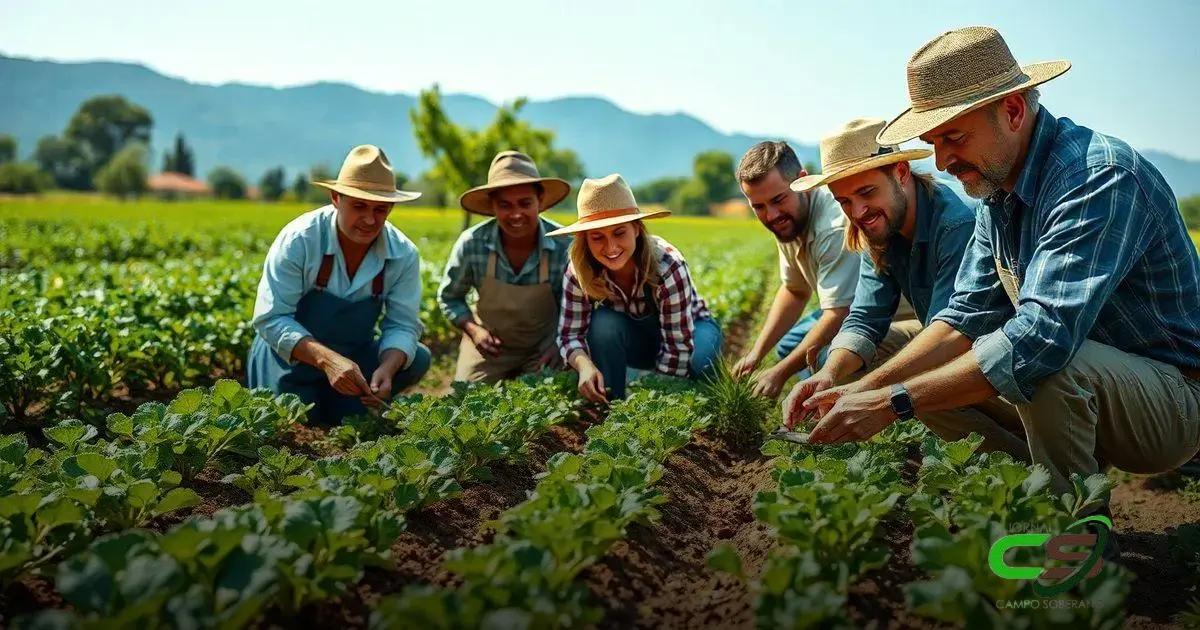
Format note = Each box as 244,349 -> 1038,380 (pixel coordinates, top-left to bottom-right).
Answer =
737,141 -> 802,184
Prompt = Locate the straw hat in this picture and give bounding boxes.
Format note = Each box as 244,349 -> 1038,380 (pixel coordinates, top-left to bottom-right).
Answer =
877,26 -> 1070,145
791,118 -> 931,192
312,145 -> 421,203
546,174 -> 669,236
459,151 -> 571,216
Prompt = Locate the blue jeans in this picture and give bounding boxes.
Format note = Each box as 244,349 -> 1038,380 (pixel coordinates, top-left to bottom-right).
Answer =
774,308 -> 828,379
586,307 -> 723,400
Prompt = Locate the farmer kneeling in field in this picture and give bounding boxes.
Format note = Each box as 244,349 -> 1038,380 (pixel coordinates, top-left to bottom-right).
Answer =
795,27 -> 1200,497
247,145 -> 431,424
554,174 -> 722,402
781,117 -> 1028,459
438,151 -> 572,383
731,141 -> 918,398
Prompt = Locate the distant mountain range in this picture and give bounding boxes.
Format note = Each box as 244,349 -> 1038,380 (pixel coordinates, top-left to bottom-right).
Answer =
2,54 -> 1199,197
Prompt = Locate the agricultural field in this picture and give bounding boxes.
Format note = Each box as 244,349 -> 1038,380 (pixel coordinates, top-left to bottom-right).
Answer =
1,194 -> 1199,629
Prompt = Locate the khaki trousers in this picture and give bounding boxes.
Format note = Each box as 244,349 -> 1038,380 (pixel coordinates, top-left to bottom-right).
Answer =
870,320 -> 1031,462
872,322 -> 1200,494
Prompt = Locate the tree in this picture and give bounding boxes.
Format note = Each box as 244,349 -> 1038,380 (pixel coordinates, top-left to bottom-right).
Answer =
291,173 -> 308,201
693,150 -> 738,202
34,135 -> 90,190
1180,195 -> 1200,232
0,163 -> 52,194
667,179 -> 712,215
65,95 -> 153,173
0,135 -> 16,165
411,85 -> 584,226
259,167 -> 286,201
394,171 -> 410,191
93,142 -> 148,198
162,133 -> 195,176
208,166 -> 247,199
633,176 -> 689,205
305,164 -> 334,204
803,160 -> 821,175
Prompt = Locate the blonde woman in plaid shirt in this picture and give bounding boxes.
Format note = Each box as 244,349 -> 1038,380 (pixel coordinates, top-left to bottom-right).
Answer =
549,174 -> 722,402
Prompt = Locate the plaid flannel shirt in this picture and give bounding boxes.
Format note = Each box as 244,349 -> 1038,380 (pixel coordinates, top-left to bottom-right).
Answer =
558,236 -> 711,376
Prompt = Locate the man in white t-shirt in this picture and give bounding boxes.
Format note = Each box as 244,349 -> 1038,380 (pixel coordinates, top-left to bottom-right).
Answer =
732,141 -> 865,397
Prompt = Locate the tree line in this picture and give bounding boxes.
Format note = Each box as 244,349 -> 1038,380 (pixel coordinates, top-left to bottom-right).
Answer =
2,92 -> 1199,228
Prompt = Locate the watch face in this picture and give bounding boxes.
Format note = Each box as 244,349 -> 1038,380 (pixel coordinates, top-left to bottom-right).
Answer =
890,385 -> 914,419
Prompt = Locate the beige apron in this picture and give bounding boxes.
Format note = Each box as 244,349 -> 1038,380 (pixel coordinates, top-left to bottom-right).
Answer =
994,257 -> 1021,306
453,250 -> 558,383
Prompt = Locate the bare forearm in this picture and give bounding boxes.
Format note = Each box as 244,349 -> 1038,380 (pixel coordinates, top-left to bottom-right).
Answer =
567,349 -> 595,373
822,348 -> 866,383
749,285 -> 809,359
291,336 -> 340,370
905,348 -> 997,413
775,307 -> 849,377
378,348 -> 408,376
861,321 -> 972,389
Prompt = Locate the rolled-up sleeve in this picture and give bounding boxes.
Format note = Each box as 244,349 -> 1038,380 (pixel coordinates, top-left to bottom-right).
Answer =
970,166 -> 1152,404
831,255 -> 901,364
379,248 -> 424,367
932,206 -> 1011,341
437,234 -> 474,324
251,232 -> 311,364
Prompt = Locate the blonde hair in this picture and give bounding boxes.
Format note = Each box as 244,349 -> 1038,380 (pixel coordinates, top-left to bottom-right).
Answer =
569,221 -> 662,302
844,167 -> 936,275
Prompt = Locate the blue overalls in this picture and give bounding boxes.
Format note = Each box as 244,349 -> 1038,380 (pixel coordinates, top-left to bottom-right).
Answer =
247,253 -> 431,424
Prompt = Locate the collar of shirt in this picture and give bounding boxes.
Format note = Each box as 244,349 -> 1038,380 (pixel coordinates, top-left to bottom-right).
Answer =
481,217 -> 558,279
885,180 -> 935,268
987,107 -> 1058,217
602,264 -> 646,304
318,205 -> 401,294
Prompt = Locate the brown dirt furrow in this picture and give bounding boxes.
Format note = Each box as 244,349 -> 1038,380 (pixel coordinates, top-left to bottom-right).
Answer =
299,420 -> 591,628
1112,472 -> 1200,629
581,432 -> 778,629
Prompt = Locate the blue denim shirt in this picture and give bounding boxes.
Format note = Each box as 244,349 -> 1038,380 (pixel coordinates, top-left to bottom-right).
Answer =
934,107 -> 1200,404
251,206 -> 424,367
830,179 -> 981,364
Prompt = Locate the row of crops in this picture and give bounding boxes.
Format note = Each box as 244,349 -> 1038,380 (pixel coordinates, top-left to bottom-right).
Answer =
0,214 -> 772,428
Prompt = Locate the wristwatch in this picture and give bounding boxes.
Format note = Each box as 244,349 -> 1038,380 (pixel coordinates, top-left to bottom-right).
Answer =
889,383 -> 916,421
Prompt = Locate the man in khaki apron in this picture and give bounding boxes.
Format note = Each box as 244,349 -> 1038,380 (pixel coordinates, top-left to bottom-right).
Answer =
438,151 -> 573,383
799,27 -> 1200,500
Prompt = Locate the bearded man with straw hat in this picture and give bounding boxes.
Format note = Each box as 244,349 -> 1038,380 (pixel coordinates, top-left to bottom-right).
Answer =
781,117 -> 1028,459
799,26 -> 1200,502
438,150 -> 573,383
248,144 -> 431,424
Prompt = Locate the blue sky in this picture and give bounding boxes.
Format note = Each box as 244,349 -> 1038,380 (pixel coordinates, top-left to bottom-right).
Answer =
3,0 -> 1198,158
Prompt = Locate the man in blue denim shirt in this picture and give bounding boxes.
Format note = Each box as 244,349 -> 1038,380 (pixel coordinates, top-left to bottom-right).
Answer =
801,27 -> 1200,496
782,118 -> 1026,458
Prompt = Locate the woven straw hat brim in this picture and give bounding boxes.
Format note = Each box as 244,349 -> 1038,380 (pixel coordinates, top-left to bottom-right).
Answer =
459,177 -> 571,216
790,148 -> 933,193
877,60 -> 1070,145
545,209 -> 670,237
312,180 -> 421,203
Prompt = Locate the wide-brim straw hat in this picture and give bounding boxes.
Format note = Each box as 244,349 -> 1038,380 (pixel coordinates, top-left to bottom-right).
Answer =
546,173 -> 669,236
459,150 -> 571,216
313,144 -> 421,203
877,26 -> 1070,145
792,118 -> 931,192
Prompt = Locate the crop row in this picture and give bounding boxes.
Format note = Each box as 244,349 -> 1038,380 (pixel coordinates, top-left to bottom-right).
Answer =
6,373 -> 580,628
370,384 -> 712,628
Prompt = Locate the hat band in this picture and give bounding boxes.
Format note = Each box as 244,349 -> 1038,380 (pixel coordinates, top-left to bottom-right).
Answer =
821,145 -> 898,173
910,65 -> 1024,112
333,177 -> 397,192
578,206 -> 640,223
